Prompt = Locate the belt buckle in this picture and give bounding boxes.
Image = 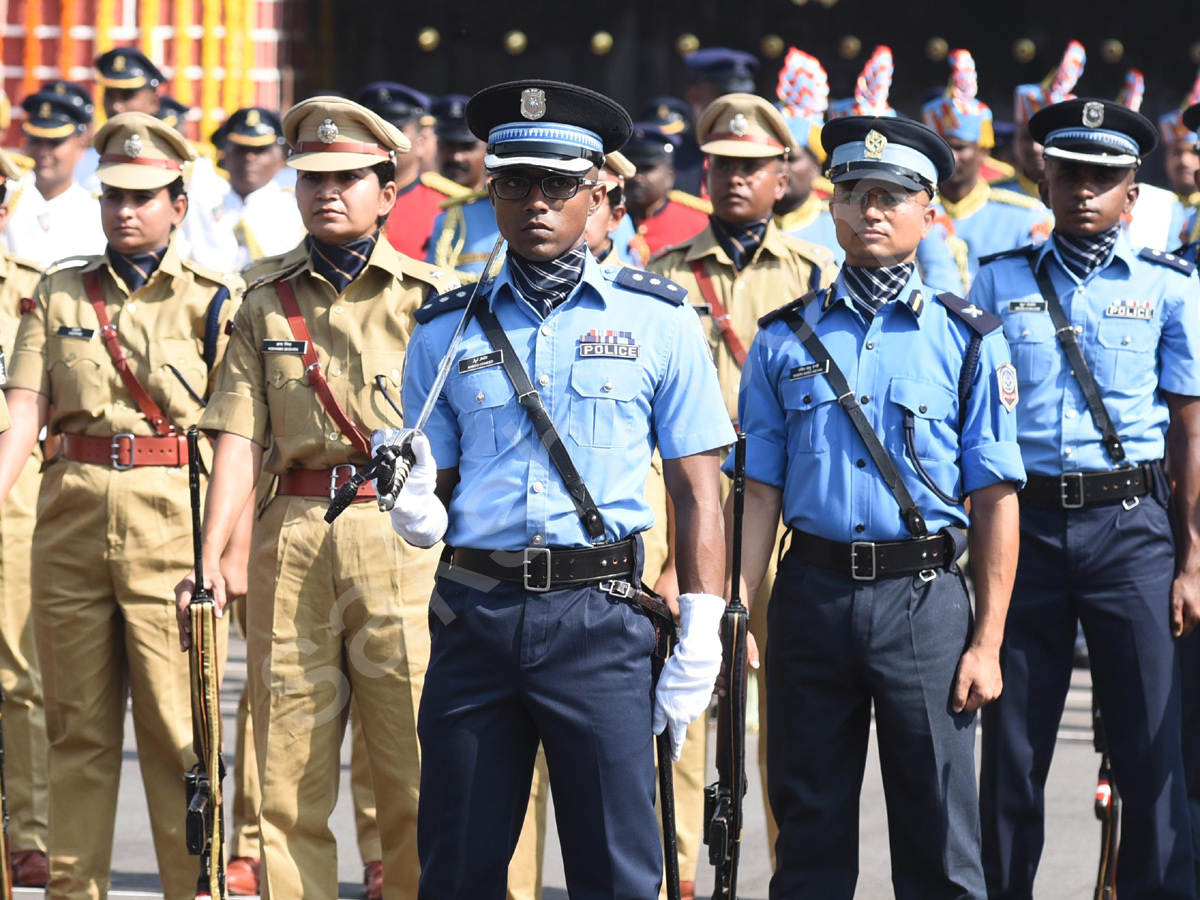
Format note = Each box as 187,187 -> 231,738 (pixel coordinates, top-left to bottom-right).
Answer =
330,464 -> 354,500
1060,472 -> 1085,509
110,433 -> 136,470
599,579 -> 636,600
850,541 -> 876,581
523,547 -> 552,592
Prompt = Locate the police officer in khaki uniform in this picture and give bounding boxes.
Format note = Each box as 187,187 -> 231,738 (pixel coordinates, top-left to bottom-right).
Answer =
182,96 -> 457,900
0,112 -> 240,900
648,91 -> 838,875
0,146 -> 48,887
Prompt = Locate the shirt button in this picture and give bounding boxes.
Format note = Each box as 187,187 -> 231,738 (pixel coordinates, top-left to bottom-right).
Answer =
919,404 -> 927,413
541,325 -> 552,336
330,367 -> 341,377
1074,325 -> 1083,334
1065,448 -> 1074,457
532,534 -> 543,545
866,341 -> 874,350
1122,336 -> 1131,345
329,432 -> 340,441
532,481 -> 544,493
538,374 -> 550,386
391,368 -> 401,379
126,302 -> 137,313
803,394 -> 812,404
861,395 -> 870,404
1066,410 -> 1077,418
602,381 -> 613,392
855,524 -> 866,533
856,458 -> 866,468
476,392 -> 485,403
1021,330 -> 1030,338
334,305 -> 344,314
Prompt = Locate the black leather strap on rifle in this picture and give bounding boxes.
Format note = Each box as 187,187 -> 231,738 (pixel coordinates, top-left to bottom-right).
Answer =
1028,259 -> 1128,466
779,307 -> 928,538
472,305 -> 607,541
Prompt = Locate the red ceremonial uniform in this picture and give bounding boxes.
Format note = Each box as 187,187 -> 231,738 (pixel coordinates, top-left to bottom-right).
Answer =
384,178 -> 451,260
629,195 -> 710,263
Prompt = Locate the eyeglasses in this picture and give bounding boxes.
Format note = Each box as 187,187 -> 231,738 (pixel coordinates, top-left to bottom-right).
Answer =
490,174 -> 599,201
831,186 -> 928,214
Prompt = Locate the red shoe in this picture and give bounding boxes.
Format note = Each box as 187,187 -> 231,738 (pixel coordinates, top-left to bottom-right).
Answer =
11,849 -> 48,887
226,856 -> 261,896
364,859 -> 383,900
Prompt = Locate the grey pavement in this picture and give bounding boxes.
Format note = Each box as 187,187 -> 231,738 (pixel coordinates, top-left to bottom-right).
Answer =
19,637 -> 1105,899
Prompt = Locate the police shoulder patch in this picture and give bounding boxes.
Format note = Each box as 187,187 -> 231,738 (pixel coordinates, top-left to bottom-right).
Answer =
977,244 -> 1037,268
758,290 -> 820,328
606,266 -> 686,305
1139,247 -> 1196,276
936,292 -> 1002,336
414,284 -> 487,324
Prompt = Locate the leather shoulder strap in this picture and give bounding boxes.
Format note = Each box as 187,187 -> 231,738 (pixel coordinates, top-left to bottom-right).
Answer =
689,259 -> 748,367
274,279 -> 371,457
473,305 -> 607,542
779,306 -> 928,538
1026,258 -> 1127,465
83,269 -> 174,436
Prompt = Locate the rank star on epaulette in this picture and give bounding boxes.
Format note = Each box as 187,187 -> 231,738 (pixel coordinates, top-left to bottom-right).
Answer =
579,329 -> 639,359
961,304 -> 984,318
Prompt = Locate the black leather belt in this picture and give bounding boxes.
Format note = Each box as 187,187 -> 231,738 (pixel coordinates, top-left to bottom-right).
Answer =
450,537 -> 638,593
790,529 -> 957,581
1022,462 -> 1154,509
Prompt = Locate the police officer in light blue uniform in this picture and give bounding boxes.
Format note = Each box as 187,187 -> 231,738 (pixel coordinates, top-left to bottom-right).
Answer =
732,115 -> 1024,899
389,80 -> 733,899
970,98 -> 1200,900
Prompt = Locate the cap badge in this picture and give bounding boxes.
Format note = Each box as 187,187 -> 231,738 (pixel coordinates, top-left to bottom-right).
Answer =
113,55 -> 126,73
38,102 -> 51,120
864,129 -> 888,159
1083,101 -> 1105,128
317,118 -> 339,144
729,114 -> 749,137
521,88 -> 546,120
245,109 -> 261,127
54,83 -> 65,95
657,104 -> 669,119
124,133 -> 144,159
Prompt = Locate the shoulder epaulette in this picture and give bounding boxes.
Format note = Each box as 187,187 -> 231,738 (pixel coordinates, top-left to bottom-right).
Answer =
396,254 -> 462,291
977,244 -> 1036,267
1171,242 -> 1200,266
989,187 -> 1043,210
5,253 -> 42,274
601,265 -> 686,305
245,257 -> 307,293
421,170 -> 474,200
645,239 -> 694,265
777,231 -> 837,269
936,292 -> 1002,336
8,152 -> 34,175
414,284 -> 486,324
666,189 -> 712,215
1139,247 -> 1196,275
182,256 -> 239,287
758,290 -> 820,327
42,255 -> 97,277
239,253 -> 288,281
438,188 -> 489,211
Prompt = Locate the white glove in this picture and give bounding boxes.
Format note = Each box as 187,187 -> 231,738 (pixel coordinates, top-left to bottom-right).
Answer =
652,592 -> 725,761
369,429 -> 447,548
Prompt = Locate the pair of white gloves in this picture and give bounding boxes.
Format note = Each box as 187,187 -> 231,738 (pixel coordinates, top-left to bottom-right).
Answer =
369,428 -> 726,762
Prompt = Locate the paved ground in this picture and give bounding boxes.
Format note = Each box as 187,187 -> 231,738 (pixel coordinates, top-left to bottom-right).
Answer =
18,637 -> 1106,899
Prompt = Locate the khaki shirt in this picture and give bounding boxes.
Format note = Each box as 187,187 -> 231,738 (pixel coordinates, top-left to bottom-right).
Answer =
0,251 -> 43,433
8,238 -> 242,437
201,238 -> 459,475
648,220 -> 838,420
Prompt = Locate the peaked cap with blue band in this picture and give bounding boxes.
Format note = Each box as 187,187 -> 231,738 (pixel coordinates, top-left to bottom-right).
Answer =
821,116 -> 954,194
1029,98 -> 1158,168
432,94 -> 475,142
466,80 -> 632,176
684,48 -> 758,93
355,81 -> 430,128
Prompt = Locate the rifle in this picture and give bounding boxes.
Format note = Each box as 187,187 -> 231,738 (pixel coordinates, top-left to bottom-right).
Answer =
184,427 -> 226,899
0,685 -> 11,900
650,592 -> 682,900
1093,699 -> 1119,900
705,433 -> 749,900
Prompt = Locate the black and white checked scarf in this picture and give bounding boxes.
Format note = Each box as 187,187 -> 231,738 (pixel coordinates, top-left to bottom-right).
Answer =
509,241 -> 588,318
309,231 -> 379,295
108,246 -> 167,293
1054,226 -> 1119,281
841,262 -> 916,320
710,216 -> 769,272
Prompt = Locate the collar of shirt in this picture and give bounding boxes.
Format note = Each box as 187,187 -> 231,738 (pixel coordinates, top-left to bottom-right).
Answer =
96,236 -> 186,295
1036,227 -> 1134,283
107,245 -> 168,293
308,230 -> 380,294
490,243 -> 609,319
684,217 -> 792,269
818,265 -> 930,323
709,215 -> 768,272
506,241 -> 588,319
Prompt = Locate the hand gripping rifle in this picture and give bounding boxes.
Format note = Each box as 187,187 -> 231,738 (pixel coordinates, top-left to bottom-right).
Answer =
705,433 -> 749,900
184,428 -> 226,899
1093,699 -> 1119,900
326,236 -> 508,523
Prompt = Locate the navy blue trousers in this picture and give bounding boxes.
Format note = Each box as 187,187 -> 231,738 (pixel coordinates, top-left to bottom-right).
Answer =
415,567 -> 662,900
1180,628 -> 1200,893
980,483 -> 1194,899
766,550 -> 986,900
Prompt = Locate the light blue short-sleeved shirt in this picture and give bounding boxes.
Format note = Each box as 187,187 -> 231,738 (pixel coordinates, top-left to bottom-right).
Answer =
969,233 -> 1200,476
403,251 -> 735,550
725,268 -> 1025,543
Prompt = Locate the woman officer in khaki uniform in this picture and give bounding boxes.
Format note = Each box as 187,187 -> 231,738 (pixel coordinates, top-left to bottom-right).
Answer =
0,112 -> 241,900
179,97 -> 457,900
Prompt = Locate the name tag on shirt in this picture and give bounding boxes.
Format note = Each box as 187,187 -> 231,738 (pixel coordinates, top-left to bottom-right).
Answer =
56,325 -> 95,340
1008,300 -> 1047,313
262,339 -> 308,354
458,350 -> 503,374
790,361 -> 829,381
1105,300 -> 1154,320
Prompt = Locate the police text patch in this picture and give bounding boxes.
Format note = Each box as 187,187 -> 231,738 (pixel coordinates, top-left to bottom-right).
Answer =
789,361 -> 829,381
579,329 -> 639,359
1009,300 -> 1047,313
1105,300 -> 1153,320
458,350 -> 503,374
261,339 -> 308,354
56,326 -> 95,340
